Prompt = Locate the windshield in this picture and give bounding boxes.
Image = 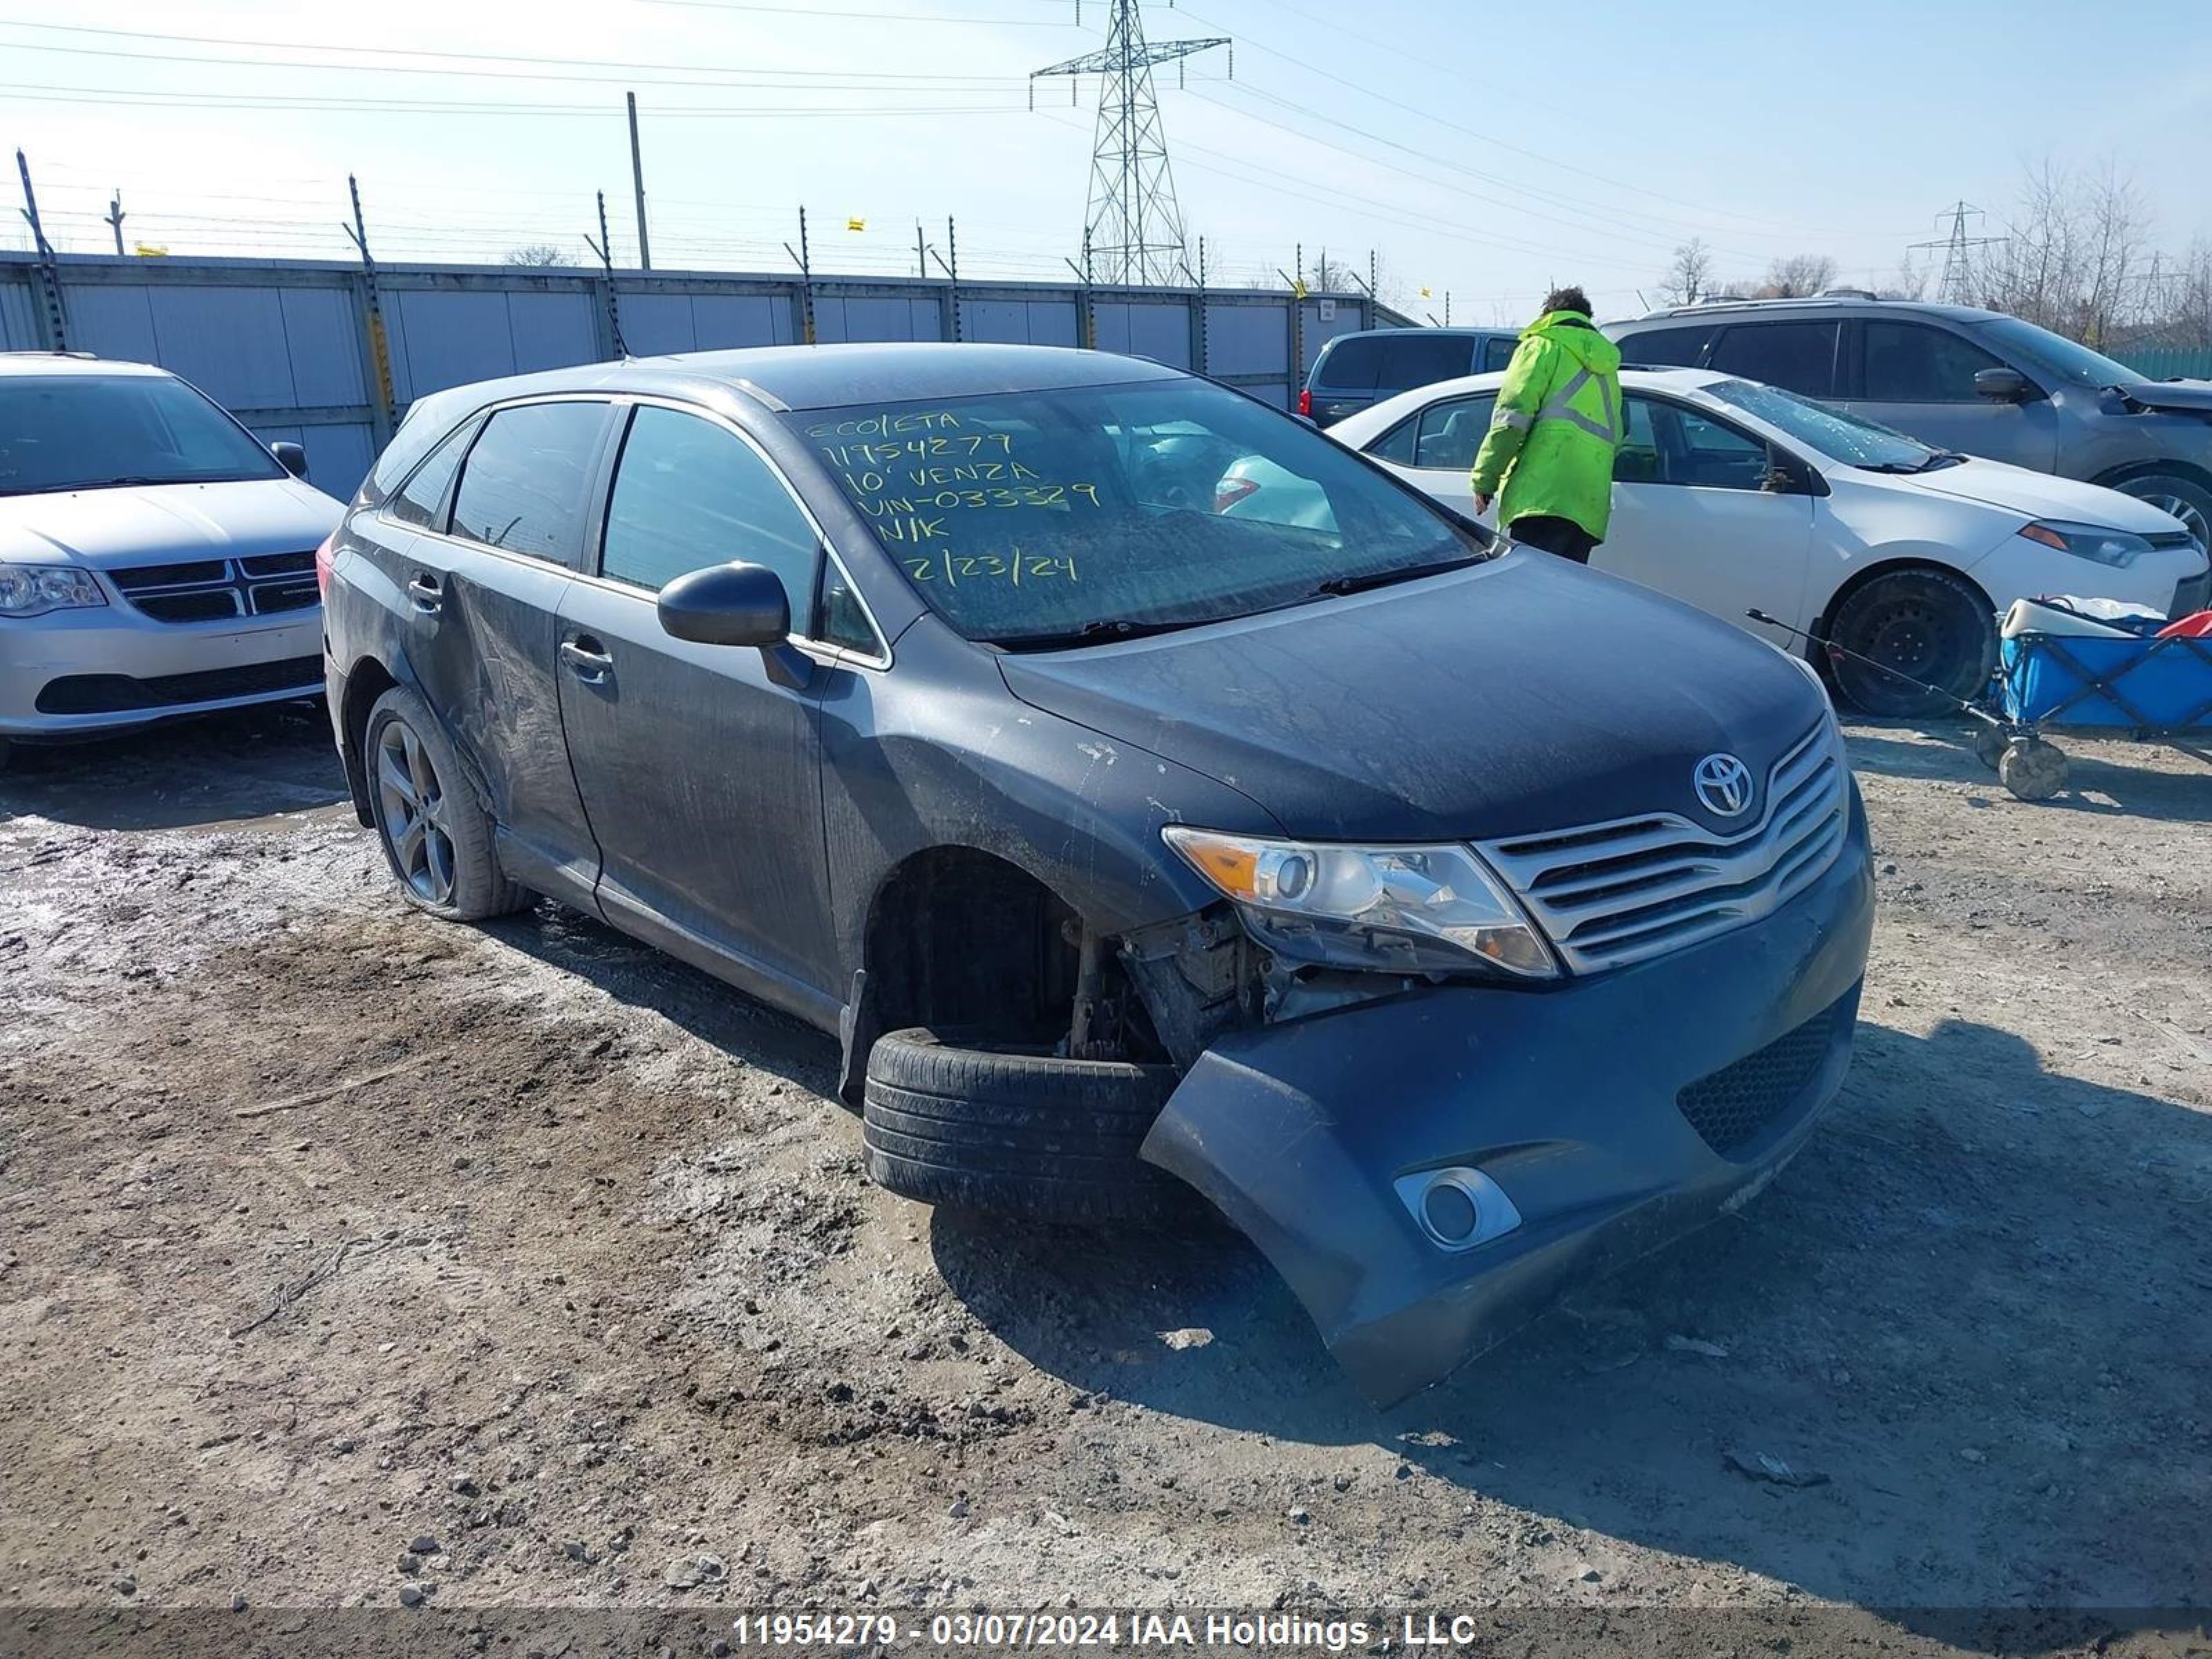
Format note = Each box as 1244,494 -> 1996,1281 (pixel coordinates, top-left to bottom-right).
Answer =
1703,378 -> 1940,471
0,373 -> 283,496
793,377 -> 1481,646
1972,317 -> 2143,391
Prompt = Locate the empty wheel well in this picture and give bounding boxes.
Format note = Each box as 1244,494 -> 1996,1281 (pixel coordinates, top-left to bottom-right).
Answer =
836,847 -> 1162,1105
339,657 -> 398,827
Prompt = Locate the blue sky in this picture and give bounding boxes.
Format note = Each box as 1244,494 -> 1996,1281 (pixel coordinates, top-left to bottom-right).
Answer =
6,0 -> 2209,321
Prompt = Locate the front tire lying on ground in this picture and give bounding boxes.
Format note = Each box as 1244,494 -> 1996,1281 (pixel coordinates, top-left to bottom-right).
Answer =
364,685 -> 531,921
1824,568 -> 1997,718
862,1027 -> 1199,1227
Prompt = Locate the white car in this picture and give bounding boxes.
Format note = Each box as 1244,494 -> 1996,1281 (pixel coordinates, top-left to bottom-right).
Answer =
0,353 -> 345,766
1327,366 -> 2211,715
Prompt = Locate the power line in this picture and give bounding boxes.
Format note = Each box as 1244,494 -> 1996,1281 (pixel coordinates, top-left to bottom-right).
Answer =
1169,0 -> 1913,245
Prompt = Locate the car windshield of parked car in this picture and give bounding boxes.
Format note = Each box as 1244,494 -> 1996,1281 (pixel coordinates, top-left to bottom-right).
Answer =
1971,317 -> 2144,391
1703,378 -> 1939,471
0,374 -> 283,496
792,377 -> 1482,647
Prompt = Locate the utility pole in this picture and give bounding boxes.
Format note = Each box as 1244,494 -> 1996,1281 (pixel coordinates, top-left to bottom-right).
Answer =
1911,201 -> 2004,306
915,221 -> 928,281
104,189 -> 126,256
583,190 -> 628,357
626,91 -> 653,271
1031,0 -> 1227,285
15,149 -> 66,349
341,174 -> 395,444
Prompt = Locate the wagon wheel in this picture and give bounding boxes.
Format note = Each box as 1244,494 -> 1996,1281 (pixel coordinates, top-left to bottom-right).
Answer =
1998,738 -> 2069,801
1971,726 -> 2008,771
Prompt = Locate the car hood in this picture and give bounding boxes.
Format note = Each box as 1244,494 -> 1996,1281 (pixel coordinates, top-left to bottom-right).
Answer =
997,552 -> 1828,844
2115,378 -> 2212,415
0,478 -> 344,567
1893,457 -> 2191,534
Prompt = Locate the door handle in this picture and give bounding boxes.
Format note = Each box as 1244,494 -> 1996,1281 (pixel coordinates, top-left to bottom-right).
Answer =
560,637 -> 615,681
406,572 -> 442,614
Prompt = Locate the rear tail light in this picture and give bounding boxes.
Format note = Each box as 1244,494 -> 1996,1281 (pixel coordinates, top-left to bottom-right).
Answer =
1296,387 -> 1313,418
1214,477 -> 1262,514
314,530 -> 338,600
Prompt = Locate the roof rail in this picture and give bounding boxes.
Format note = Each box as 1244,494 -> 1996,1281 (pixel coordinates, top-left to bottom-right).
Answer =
1817,287 -> 1879,301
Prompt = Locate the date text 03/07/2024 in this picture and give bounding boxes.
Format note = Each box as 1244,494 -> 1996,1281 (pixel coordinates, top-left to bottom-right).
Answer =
728,1611 -> 1500,1650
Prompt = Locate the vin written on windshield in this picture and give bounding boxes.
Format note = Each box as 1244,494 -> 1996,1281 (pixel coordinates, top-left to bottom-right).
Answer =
794,379 -> 1474,646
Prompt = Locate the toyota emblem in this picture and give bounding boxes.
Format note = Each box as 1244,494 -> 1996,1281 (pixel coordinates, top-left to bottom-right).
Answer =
1694,753 -> 1755,818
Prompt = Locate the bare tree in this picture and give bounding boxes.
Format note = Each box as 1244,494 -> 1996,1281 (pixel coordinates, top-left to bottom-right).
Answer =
1976,157 -> 2153,343
503,243 -> 568,268
1752,253 -> 1839,299
1879,252 -> 1929,301
1657,238 -> 1713,306
1309,250 -> 1360,294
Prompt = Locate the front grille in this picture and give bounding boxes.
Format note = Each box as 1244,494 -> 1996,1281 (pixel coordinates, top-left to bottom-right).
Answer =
107,553 -> 322,625
1677,997 -> 1851,1159
34,655 -> 323,715
1478,719 -> 1849,974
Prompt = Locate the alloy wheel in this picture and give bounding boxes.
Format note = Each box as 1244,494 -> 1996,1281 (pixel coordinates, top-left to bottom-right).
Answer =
375,718 -> 458,905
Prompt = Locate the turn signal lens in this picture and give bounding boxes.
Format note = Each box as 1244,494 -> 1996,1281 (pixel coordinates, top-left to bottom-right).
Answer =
314,531 -> 338,599
2018,523 -> 2069,552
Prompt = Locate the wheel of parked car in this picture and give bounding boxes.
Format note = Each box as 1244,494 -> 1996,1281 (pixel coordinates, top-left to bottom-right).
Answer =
1824,568 -> 1996,719
2111,473 -> 2212,549
861,1027 -> 1201,1228
1998,738 -> 2069,802
363,686 -> 531,921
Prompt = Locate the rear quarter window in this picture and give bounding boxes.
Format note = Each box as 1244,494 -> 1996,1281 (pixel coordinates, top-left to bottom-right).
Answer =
1315,337 -> 1385,391
1377,333 -> 1477,390
1618,322 -> 1718,368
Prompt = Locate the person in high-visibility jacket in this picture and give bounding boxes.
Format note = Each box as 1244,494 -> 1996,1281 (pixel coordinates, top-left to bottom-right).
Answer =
1468,285 -> 1624,564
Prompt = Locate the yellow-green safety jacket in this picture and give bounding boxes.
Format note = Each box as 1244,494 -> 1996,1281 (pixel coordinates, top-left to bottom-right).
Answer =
1468,309 -> 1624,541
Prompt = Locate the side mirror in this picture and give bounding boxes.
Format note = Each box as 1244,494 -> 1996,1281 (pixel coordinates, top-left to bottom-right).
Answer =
1761,451 -> 1812,494
1974,367 -> 2033,403
270,440 -> 309,478
657,561 -> 790,648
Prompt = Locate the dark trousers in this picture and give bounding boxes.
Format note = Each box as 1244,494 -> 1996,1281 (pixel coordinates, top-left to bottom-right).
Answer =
1509,514 -> 1600,565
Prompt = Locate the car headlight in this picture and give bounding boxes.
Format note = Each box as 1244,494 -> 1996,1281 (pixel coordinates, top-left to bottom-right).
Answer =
0,562 -> 108,619
1163,826 -> 1559,980
2018,521 -> 2153,568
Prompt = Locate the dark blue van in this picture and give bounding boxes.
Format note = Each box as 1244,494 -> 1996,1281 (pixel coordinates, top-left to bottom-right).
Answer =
1302,326 -> 1523,427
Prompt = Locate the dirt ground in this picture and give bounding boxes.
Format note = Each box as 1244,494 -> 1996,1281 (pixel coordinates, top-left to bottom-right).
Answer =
2,704 -> 2209,1640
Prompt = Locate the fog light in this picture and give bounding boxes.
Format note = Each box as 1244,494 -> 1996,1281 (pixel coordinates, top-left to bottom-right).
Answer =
1393,1167 -> 1524,1253
1421,1181 -> 1479,1244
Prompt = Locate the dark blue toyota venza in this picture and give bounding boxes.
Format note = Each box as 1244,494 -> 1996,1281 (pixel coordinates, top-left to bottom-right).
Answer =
321,343 -> 1874,1403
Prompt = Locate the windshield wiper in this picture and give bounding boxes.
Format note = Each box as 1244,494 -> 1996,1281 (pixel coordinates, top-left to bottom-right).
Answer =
1913,450 -> 1969,471
995,616 -> 1208,652
1310,552 -> 1479,599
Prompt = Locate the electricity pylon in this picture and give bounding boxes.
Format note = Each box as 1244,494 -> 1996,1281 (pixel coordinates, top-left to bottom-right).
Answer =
1033,1 -> 1226,285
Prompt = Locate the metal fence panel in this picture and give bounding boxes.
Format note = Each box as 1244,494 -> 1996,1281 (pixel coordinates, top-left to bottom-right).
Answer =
2115,344 -> 2212,380
0,273 -> 37,349
1203,301 -> 1288,377
1299,299 -> 1365,378
816,294 -> 942,344
61,283 -> 162,364
280,286 -> 368,406
960,297 -> 1079,346
1093,301 -> 1190,368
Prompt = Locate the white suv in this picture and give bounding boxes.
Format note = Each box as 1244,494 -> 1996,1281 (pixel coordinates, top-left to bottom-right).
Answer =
0,353 -> 344,767
1326,366 -> 2209,715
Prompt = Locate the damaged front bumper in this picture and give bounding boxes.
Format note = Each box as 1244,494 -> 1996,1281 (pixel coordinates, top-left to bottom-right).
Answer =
1139,789 -> 1875,1407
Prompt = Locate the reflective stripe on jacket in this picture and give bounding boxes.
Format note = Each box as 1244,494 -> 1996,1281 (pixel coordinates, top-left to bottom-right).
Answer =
1468,310 -> 1624,541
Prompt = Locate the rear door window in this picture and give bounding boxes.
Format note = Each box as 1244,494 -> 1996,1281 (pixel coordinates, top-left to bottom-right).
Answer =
449,401 -> 611,567
1314,336 -> 1384,391
1861,320 -> 2006,402
1709,321 -> 1840,397
1377,332 -> 1477,390
1618,322 -> 1718,368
